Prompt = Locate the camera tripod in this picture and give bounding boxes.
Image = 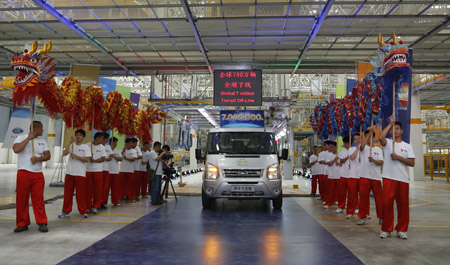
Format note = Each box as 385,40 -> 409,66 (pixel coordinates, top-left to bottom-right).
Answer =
161,175 -> 178,202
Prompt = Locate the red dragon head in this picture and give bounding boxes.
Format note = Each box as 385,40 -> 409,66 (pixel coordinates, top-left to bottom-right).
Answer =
10,40 -> 56,90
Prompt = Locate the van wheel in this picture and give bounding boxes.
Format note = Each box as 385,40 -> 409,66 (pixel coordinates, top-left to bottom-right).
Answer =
272,192 -> 283,209
202,189 -> 214,209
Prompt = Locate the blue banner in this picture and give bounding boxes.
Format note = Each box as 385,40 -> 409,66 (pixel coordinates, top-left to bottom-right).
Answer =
99,77 -> 117,99
220,110 -> 264,128
346,79 -> 356,95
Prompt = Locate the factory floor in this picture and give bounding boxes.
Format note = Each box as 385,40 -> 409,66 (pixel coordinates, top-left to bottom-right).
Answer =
1,166 -> 449,265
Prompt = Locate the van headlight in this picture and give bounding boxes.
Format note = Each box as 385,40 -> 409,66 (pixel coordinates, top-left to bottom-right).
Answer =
206,164 -> 219,180
267,164 -> 279,180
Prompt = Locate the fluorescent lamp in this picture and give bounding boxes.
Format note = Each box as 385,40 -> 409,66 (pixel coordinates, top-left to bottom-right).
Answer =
198,108 -> 218,128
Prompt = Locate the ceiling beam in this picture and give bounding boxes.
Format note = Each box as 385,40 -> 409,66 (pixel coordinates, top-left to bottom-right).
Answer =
180,0 -> 213,75
410,17 -> 450,48
291,0 -> 335,76
31,0 -> 134,75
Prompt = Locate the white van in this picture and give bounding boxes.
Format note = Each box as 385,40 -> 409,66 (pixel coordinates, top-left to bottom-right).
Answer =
196,127 -> 288,209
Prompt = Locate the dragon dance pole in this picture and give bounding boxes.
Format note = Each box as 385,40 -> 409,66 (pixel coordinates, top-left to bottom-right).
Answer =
369,116 -> 373,158
30,98 -> 35,156
392,82 -> 396,154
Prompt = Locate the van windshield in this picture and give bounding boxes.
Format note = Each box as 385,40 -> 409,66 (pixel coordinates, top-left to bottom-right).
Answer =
206,132 -> 276,155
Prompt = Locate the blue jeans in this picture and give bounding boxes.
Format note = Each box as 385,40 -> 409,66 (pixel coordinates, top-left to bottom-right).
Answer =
151,175 -> 162,204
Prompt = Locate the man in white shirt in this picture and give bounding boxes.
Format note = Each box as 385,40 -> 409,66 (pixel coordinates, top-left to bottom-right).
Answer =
13,121 -> 50,233
379,115 -> 415,239
120,138 -> 138,202
324,141 -> 339,208
309,146 -> 320,196
358,128 -> 384,225
101,132 -> 113,208
336,136 -> 350,214
59,129 -> 91,218
86,132 -> 106,214
346,133 -> 361,219
148,141 -> 167,205
108,137 -> 122,206
318,142 -> 330,202
140,142 -> 151,198
132,138 -> 144,200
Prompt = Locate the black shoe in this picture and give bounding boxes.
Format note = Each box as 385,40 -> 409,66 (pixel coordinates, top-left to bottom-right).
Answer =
100,204 -> 107,209
151,202 -> 163,205
14,226 -> 28,233
38,224 -> 48,233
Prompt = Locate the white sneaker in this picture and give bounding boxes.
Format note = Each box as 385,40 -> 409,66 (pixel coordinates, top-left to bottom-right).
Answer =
322,201 -> 326,205
58,212 -> 70,218
366,215 -> 371,219
355,209 -> 359,214
323,205 -> 330,209
92,208 -> 98,214
357,218 -> 365,225
334,202 -> 338,205
335,208 -> 343,214
397,231 -> 408,239
380,231 -> 391,239
83,214 -> 89,218
346,214 -> 352,219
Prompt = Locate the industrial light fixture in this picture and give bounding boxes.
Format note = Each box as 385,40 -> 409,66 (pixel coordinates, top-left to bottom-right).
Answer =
198,108 -> 219,128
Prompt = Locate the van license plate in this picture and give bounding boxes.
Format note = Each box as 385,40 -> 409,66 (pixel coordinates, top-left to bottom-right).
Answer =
232,185 -> 255,192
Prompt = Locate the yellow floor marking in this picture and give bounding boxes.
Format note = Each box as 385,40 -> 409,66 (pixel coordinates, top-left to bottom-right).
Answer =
0,210 -> 144,217
323,224 -> 450,228
409,196 -> 436,208
410,184 -> 450,193
0,217 -> 132,224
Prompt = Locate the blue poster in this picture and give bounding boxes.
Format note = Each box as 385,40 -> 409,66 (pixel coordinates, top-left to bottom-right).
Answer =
346,79 -> 356,95
99,77 -> 117,99
220,110 -> 264,128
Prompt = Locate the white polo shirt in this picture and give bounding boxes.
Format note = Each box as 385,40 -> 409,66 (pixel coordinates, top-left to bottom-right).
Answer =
86,143 -> 106,172
327,152 -> 340,179
134,146 -> 145,172
382,138 -> 415,183
338,148 -> 350,178
360,146 -> 383,181
14,135 -> 49,173
148,150 -> 163,176
109,148 -> 122,175
102,144 -> 113,172
309,154 -> 321,176
66,143 -> 92,177
318,150 -> 331,175
141,150 -> 151,171
120,149 -> 137,173
348,146 -> 360,179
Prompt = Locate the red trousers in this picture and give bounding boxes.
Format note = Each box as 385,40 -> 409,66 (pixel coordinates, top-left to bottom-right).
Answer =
138,170 -> 148,197
311,175 -> 319,194
62,174 -> 88,215
109,174 -> 120,205
381,178 -> 409,232
346,178 -> 359,215
16,170 -> 47,227
358,177 -> 383,219
135,171 -> 144,198
325,178 -> 339,206
337,177 -> 348,209
124,172 -> 137,201
102,171 -> 110,205
119,172 -> 126,200
86,171 -> 103,209
318,174 -> 328,201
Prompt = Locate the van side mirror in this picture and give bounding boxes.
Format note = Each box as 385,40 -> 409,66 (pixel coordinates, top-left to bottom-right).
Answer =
195,149 -> 203,160
281,149 -> 288,160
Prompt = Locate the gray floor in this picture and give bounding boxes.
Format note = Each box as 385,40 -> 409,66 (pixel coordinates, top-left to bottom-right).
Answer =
1,166 -> 450,265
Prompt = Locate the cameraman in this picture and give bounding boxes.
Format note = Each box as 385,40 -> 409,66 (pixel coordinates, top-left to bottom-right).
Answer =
162,145 -> 173,172
148,142 -> 166,205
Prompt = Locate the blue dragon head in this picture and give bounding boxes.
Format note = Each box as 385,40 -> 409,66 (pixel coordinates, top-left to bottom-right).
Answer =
370,32 -> 410,77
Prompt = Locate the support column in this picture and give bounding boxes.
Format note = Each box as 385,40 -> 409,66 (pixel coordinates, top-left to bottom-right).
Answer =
283,128 -> 294,180
152,76 -> 164,143
410,91 -> 424,181
46,118 -> 56,168
189,128 -> 197,169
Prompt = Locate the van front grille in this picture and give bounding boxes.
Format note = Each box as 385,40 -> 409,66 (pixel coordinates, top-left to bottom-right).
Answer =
223,169 -> 263,178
